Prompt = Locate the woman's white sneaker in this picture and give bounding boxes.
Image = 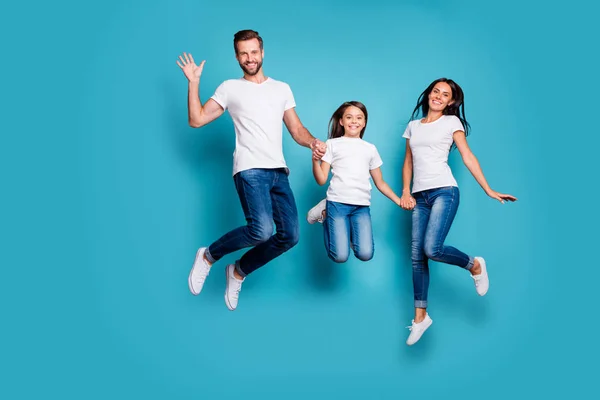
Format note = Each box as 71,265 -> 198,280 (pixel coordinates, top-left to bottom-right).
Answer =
406,314 -> 433,346
471,257 -> 489,296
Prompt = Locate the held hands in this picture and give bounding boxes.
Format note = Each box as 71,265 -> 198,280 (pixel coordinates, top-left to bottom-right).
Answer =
486,189 -> 518,204
176,52 -> 205,83
310,138 -> 326,160
400,193 -> 416,210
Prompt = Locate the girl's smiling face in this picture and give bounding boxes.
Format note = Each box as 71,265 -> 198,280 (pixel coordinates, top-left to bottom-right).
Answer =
340,105 -> 366,137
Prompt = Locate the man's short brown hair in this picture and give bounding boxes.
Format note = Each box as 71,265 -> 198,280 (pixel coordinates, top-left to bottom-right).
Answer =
233,30 -> 263,54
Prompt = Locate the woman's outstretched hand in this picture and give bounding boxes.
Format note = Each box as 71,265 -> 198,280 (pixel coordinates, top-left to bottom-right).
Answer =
486,189 -> 518,204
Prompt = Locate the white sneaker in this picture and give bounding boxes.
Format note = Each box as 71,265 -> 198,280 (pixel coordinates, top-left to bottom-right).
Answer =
224,264 -> 244,311
188,247 -> 211,295
307,199 -> 327,224
406,314 -> 433,346
471,257 -> 489,296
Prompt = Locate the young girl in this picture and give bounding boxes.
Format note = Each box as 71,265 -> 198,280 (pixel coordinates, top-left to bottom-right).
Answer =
400,78 -> 517,345
307,101 -> 402,263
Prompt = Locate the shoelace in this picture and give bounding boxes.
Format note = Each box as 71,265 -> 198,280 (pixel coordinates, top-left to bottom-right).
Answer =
231,282 -> 242,299
194,265 -> 210,283
471,274 -> 481,286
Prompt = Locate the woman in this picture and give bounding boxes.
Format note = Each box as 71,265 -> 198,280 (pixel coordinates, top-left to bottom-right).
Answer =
400,78 -> 517,345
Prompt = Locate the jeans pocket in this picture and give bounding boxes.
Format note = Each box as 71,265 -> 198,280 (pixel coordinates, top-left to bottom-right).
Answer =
236,169 -> 265,184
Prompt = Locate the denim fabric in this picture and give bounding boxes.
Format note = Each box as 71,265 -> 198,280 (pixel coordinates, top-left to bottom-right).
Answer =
206,168 -> 299,277
323,200 -> 374,263
411,186 -> 474,308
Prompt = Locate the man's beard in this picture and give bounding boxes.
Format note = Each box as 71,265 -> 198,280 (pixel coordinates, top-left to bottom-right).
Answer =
239,60 -> 263,76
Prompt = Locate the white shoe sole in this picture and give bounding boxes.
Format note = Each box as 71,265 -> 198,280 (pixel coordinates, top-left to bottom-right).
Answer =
474,257 -> 489,296
224,266 -> 235,311
188,247 -> 205,295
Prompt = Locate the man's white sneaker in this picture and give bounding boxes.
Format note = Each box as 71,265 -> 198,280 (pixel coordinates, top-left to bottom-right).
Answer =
188,247 -> 211,295
307,199 -> 327,224
224,264 -> 244,311
406,314 -> 433,346
471,257 -> 489,296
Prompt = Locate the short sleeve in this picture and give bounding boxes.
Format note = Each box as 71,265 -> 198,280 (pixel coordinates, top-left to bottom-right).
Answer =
210,81 -> 228,110
321,140 -> 333,164
370,145 -> 383,170
448,116 -> 465,134
283,83 -> 296,111
402,122 -> 412,139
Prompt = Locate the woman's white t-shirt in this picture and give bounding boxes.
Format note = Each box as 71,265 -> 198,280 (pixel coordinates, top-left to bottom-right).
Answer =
321,137 -> 383,206
402,115 -> 465,194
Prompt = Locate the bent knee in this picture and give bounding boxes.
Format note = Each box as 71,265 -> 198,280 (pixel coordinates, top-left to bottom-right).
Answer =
355,249 -> 374,262
248,222 -> 273,244
328,251 -> 349,263
423,246 -> 441,260
288,226 -> 300,247
277,225 -> 299,249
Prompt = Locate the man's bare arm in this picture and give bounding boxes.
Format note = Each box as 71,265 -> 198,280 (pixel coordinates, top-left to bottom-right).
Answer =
283,108 -> 326,159
177,53 -> 224,127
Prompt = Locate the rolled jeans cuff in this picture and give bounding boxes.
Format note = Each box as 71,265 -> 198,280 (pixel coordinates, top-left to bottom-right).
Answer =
414,300 -> 428,308
204,247 -> 217,264
235,260 -> 247,278
465,256 -> 475,271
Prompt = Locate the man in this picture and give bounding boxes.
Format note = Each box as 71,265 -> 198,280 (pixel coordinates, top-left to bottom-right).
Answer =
176,29 -> 326,311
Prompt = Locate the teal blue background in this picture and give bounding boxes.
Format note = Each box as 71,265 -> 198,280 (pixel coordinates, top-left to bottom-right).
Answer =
2,0 -> 598,398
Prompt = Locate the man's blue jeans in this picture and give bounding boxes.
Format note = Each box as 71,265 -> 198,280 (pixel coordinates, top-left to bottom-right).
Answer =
205,168 -> 299,277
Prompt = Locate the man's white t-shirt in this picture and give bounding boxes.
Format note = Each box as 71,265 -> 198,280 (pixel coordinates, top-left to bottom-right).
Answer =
211,77 -> 296,176
321,137 -> 383,206
402,115 -> 465,193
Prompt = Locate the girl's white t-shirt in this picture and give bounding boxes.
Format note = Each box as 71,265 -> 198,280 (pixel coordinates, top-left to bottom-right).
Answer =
402,115 -> 465,194
321,136 -> 383,206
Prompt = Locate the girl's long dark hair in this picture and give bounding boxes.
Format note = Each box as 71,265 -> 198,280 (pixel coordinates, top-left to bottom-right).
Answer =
410,78 -> 470,149
328,101 -> 368,139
